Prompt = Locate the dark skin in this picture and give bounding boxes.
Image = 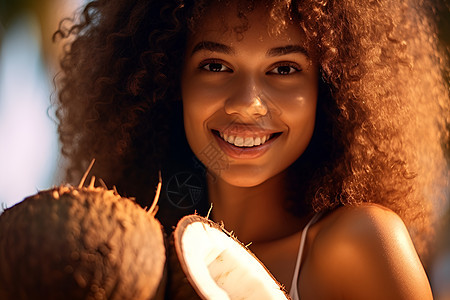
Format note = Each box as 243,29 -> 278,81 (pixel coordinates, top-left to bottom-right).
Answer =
181,2 -> 433,298
182,0 -> 318,241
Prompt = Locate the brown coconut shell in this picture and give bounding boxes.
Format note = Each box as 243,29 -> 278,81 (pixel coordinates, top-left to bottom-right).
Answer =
167,215 -> 290,300
0,185 -> 166,300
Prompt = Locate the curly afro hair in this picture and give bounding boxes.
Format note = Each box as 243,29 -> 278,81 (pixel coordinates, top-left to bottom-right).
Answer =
53,0 -> 449,262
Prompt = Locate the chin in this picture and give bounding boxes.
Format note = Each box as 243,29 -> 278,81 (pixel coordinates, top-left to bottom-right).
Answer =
209,166 -> 278,188
222,176 -> 266,188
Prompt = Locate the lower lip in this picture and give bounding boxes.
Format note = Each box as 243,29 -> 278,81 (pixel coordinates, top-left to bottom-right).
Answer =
213,133 -> 279,159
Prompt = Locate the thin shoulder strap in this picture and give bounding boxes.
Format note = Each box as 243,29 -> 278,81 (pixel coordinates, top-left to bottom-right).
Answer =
289,212 -> 323,300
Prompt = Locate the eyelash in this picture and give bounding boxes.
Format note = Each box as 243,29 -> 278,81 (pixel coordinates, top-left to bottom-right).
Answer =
267,62 -> 302,75
198,60 -> 303,75
198,60 -> 232,73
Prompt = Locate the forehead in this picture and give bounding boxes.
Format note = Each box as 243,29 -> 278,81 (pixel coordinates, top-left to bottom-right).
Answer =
187,2 -> 305,49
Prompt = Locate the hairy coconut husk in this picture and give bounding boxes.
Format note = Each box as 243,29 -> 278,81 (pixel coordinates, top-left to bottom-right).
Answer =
0,184 -> 166,300
167,215 -> 290,300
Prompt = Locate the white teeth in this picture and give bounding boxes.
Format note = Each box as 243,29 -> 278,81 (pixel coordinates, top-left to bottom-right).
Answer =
218,132 -> 273,147
244,137 -> 254,147
261,135 -> 267,144
234,136 -> 244,147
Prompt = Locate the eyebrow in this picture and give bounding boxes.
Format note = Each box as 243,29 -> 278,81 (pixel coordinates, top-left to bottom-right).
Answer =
190,41 -> 235,56
190,41 -> 308,58
266,45 -> 308,57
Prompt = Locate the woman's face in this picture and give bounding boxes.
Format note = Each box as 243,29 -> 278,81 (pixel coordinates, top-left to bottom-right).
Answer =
181,4 -> 319,187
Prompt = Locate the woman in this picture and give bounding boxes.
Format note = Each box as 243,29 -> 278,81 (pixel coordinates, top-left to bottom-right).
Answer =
54,0 -> 448,298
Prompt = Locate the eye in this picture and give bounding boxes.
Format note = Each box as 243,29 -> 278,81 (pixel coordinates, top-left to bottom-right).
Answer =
201,62 -> 232,72
268,64 -> 301,75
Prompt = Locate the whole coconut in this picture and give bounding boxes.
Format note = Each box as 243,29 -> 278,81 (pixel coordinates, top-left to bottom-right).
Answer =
0,184 -> 166,300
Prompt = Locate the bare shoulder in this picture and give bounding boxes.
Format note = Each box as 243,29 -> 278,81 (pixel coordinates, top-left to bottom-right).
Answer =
320,203 -> 411,243
300,203 -> 433,299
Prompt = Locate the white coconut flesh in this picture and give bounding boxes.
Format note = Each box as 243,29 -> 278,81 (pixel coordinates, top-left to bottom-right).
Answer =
176,218 -> 288,300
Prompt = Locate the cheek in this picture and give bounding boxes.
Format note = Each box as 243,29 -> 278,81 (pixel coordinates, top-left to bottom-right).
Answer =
181,80 -> 221,155
290,107 -> 316,146
279,108 -> 316,168
182,74 -> 220,115
274,82 -> 318,154
182,98 -> 204,154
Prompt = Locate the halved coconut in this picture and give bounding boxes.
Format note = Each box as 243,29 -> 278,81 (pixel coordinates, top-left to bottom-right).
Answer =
168,215 -> 290,300
0,183 -> 166,300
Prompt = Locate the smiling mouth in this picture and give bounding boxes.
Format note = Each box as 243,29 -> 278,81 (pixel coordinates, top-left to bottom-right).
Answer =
212,130 -> 281,148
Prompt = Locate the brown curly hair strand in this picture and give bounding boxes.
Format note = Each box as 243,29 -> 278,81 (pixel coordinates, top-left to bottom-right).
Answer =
53,0 -> 449,263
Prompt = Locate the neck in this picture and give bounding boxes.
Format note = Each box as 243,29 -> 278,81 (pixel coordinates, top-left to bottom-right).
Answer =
207,171 -> 305,244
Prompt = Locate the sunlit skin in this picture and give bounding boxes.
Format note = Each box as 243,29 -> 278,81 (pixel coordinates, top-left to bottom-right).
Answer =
182,16 -> 318,189
182,2 -> 318,243
181,3 -> 433,299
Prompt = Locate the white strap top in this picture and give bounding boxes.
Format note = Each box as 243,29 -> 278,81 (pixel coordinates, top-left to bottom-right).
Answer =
289,212 -> 323,300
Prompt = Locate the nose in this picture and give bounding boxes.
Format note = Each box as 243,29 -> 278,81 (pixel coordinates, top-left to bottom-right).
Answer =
224,78 -> 268,118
